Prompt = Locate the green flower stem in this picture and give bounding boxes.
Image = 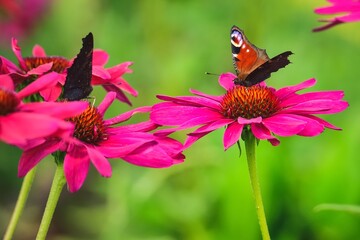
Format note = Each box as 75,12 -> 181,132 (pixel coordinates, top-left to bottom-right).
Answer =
3,167 -> 37,240
36,163 -> 66,240
244,132 -> 271,240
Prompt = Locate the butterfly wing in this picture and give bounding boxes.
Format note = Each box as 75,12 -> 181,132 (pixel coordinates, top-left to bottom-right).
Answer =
240,51 -> 293,87
63,32 -> 93,101
231,26 -> 269,83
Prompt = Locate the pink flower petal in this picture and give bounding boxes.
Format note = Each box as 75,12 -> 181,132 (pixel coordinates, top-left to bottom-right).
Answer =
17,72 -> 60,99
0,74 -> 14,90
97,92 -> 116,115
251,123 -> 280,146
107,62 -> 133,77
92,66 -> 111,80
262,114 -> 307,136
106,106 -> 151,125
189,118 -> 234,135
93,50 -> 109,66
276,79 -> 316,100
18,139 -> 62,177
11,38 -> 27,70
190,89 -> 223,102
102,84 -> 132,105
237,116 -> 262,124
32,44 -> 47,57
223,122 -> 244,150
108,120 -> 158,134
86,146 -> 112,177
0,112 -> 73,145
219,72 -> 236,90
39,83 -> 62,102
157,95 -> 220,109
20,101 -> 89,119
184,131 -> 212,149
64,143 -> 90,193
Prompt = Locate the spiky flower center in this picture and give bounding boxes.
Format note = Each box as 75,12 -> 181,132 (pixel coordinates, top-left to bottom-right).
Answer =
0,88 -> 20,115
220,85 -> 281,119
23,57 -> 69,73
68,106 -> 107,145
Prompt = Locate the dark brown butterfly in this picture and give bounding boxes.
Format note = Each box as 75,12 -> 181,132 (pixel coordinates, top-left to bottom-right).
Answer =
63,32 -> 93,101
231,25 -> 293,87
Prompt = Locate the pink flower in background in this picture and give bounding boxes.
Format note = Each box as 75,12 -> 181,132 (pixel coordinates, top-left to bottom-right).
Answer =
0,37 -> 138,104
18,92 -> 184,192
0,0 -> 50,45
0,72 -> 88,146
150,73 -> 348,149
313,0 -> 360,32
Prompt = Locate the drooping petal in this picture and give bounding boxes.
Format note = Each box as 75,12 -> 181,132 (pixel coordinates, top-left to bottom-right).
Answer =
189,89 -> 223,103
93,50 -> 109,66
223,122 -> 244,150
11,38 -> 27,70
251,123 -> 280,146
102,84 -> 132,105
86,146 -> 112,177
64,143 -> 90,193
18,139 -> 62,177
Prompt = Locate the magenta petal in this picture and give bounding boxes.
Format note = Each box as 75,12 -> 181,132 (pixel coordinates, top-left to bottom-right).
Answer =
11,38 -> 26,70
27,62 -> 53,75
93,50 -> 109,66
184,131 -> 212,149
190,118 -> 234,134
32,44 -> 47,57
219,72 -> 236,90
108,120 -> 158,134
39,83 -> 62,102
156,95 -> 220,109
189,89 -> 223,103
0,75 -> 14,90
17,72 -> 60,99
106,106 -> 151,125
18,140 -> 62,177
92,66 -> 111,80
0,112 -> 73,145
237,116 -> 262,124
305,115 -> 341,130
64,144 -> 90,192
280,90 -> 345,107
97,92 -> 116,115
223,122 -> 244,150
102,84 -> 132,106
107,62 -> 133,77
86,146 -> 112,177
276,79 -> 316,100
112,78 -> 138,96
262,114 -> 307,136
20,101 -> 89,119
251,123 -> 280,146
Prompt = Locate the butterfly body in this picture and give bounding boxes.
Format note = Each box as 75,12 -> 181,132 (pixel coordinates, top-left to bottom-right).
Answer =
231,25 -> 292,87
63,32 -> 93,101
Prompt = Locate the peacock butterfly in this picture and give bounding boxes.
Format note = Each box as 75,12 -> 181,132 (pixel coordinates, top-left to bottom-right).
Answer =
231,25 -> 293,87
63,32 -> 93,101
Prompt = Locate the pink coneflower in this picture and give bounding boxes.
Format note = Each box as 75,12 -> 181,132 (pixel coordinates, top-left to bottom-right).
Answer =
150,73 -> 348,149
0,72 -> 88,146
313,0 -> 360,32
18,92 -> 184,192
1,37 -> 137,104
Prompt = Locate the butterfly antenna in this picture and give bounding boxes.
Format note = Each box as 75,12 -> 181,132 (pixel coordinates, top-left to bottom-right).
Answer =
205,72 -> 220,76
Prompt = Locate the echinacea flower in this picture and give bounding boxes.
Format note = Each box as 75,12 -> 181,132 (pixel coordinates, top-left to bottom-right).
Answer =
313,0 -> 360,32
150,73 -> 348,149
0,37 -> 137,104
0,72 -> 88,146
18,92 -> 184,192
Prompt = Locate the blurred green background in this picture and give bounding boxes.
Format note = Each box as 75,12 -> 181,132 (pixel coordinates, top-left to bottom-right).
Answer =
1,0 -> 360,239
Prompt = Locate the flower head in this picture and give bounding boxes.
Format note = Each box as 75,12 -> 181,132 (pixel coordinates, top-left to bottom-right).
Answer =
0,72 -> 88,146
1,37 -> 137,104
150,73 -> 348,149
18,92 -> 184,192
313,0 -> 360,32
